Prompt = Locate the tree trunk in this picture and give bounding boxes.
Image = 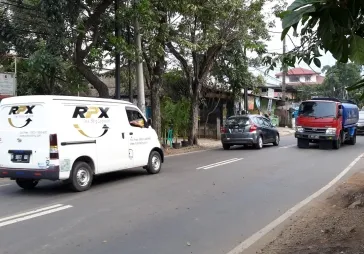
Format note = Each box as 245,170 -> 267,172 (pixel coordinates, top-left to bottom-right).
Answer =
75,61 -> 109,98
151,81 -> 161,138
189,88 -> 199,146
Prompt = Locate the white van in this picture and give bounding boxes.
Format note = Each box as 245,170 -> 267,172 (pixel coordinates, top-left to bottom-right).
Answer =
0,95 -> 164,191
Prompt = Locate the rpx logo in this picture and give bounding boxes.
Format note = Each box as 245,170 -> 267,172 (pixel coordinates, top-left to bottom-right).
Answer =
72,106 -> 109,118
8,105 -> 35,115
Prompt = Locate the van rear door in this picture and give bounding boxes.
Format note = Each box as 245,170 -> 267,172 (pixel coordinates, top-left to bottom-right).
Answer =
0,103 -> 51,170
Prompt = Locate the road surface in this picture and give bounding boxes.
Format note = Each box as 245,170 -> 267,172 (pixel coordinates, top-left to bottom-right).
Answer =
0,135 -> 363,254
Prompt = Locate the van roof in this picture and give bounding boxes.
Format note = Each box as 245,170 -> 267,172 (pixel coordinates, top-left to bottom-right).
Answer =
0,95 -> 133,105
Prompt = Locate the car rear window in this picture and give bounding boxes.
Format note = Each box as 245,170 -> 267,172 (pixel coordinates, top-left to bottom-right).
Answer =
226,117 -> 250,126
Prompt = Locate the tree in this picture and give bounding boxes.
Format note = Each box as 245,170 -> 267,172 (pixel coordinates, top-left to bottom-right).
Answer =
0,0 -> 116,97
268,0 -> 364,94
166,0 -> 269,145
321,63 -> 362,100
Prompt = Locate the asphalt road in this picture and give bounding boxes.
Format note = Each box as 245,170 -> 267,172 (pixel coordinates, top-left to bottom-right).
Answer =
1,135 -> 364,254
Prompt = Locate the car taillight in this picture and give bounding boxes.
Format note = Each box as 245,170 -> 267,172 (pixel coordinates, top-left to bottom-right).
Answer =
249,125 -> 258,132
220,127 -> 227,133
49,134 -> 59,159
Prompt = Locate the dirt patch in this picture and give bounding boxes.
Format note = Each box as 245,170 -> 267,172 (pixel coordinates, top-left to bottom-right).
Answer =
259,171 -> 364,254
164,145 -> 205,156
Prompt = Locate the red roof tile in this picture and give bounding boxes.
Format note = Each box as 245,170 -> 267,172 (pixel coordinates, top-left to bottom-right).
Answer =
276,67 -> 319,77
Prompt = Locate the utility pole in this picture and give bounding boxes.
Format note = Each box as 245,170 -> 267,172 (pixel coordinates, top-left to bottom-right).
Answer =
14,56 -> 17,96
134,0 -> 146,114
127,24 -> 133,103
114,0 -> 121,100
282,37 -> 287,102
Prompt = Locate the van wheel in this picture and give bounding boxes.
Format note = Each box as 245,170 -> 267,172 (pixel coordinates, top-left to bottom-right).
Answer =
70,161 -> 93,192
16,179 -> 39,190
146,151 -> 162,174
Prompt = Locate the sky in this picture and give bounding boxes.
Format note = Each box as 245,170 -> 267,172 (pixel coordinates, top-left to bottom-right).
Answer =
250,0 -> 337,85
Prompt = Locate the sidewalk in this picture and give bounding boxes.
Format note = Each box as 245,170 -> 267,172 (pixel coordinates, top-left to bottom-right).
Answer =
164,127 -> 295,156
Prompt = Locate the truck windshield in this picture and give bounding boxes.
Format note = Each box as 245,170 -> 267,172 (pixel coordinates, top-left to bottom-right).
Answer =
298,101 -> 336,118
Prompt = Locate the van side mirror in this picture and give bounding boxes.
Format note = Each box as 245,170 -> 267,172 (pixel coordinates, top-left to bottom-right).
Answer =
147,118 -> 152,127
338,109 -> 343,117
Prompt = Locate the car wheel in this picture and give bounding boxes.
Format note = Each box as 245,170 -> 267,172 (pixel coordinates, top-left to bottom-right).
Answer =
273,134 -> 280,146
70,161 -> 93,192
255,135 -> 263,149
223,144 -> 230,150
146,151 -> 162,174
15,179 -> 39,190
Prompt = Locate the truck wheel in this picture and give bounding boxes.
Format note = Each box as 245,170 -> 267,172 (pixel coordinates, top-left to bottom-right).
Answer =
333,139 -> 341,149
15,179 -> 39,190
146,151 -> 162,174
70,161 -> 93,192
223,144 -> 230,150
297,138 -> 309,148
348,132 -> 357,145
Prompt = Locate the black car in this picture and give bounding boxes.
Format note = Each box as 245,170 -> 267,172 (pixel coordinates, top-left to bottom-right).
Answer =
220,114 -> 280,150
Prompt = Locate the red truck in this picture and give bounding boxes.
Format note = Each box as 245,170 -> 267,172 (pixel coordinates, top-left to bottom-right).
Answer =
295,98 -> 359,149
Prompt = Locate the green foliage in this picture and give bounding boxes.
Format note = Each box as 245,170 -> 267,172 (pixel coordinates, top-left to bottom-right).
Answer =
160,96 -> 191,142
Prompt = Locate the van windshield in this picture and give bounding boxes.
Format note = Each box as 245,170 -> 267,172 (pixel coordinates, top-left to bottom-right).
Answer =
298,101 -> 336,118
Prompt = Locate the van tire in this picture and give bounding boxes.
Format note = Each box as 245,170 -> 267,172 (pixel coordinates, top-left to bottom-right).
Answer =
16,179 -> 39,190
146,151 -> 162,174
70,161 -> 93,192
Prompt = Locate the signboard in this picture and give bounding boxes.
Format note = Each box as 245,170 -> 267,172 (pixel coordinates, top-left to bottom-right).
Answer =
267,88 -> 274,98
255,97 -> 261,110
268,98 -> 273,113
0,73 -> 15,96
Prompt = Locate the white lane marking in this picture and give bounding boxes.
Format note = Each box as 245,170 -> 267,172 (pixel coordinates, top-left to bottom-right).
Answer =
279,144 -> 296,149
226,152 -> 364,254
0,184 -> 10,187
0,204 -> 63,223
197,158 -> 243,170
0,204 -> 73,228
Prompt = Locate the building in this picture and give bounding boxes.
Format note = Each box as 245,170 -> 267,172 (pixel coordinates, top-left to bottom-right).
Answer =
275,67 -> 325,86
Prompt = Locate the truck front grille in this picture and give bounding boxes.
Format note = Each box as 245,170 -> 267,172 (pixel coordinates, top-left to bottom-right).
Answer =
304,127 -> 326,134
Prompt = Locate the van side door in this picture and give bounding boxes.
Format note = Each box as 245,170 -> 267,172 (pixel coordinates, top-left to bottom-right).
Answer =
125,106 -> 152,167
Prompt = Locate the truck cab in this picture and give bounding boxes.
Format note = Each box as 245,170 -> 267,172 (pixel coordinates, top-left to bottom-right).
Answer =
295,98 -> 358,149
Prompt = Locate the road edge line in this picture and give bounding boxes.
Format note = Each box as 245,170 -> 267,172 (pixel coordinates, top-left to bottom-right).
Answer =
226,152 -> 364,254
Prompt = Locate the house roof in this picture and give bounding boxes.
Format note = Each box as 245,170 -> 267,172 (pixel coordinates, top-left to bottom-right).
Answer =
275,67 -> 319,77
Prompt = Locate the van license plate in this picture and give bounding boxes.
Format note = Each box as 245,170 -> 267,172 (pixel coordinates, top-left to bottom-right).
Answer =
309,135 -> 319,139
10,151 -> 31,163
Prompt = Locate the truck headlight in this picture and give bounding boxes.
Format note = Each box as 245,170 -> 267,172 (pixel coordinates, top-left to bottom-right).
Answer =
296,126 -> 304,132
326,128 -> 336,135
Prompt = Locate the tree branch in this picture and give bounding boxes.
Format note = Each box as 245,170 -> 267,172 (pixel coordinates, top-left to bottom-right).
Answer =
75,0 -> 113,62
166,41 -> 190,79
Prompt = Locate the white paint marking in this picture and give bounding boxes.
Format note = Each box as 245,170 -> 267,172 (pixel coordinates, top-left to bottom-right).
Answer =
0,204 -> 73,228
226,153 -> 364,254
0,204 -> 63,223
279,144 -> 296,149
0,184 -> 10,187
197,158 -> 243,170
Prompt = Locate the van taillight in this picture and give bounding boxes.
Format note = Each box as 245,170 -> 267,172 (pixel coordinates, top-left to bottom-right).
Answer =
220,127 -> 227,133
49,134 -> 59,159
